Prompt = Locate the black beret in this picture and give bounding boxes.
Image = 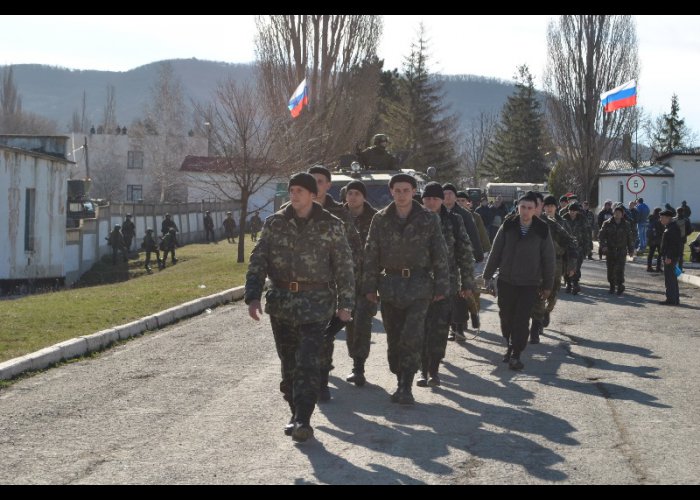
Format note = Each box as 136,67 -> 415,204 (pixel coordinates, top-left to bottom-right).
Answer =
389,173 -> 417,189
421,182 -> 444,200
345,180 -> 367,198
543,195 -> 558,206
659,208 -> 675,217
457,190 -> 469,200
288,172 -> 318,195
307,164 -> 331,182
442,183 -> 458,195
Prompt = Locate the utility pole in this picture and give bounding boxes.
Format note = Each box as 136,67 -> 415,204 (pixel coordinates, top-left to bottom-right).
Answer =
84,136 -> 90,180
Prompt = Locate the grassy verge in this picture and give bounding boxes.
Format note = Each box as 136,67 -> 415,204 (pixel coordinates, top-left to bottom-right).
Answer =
0,237 -> 253,363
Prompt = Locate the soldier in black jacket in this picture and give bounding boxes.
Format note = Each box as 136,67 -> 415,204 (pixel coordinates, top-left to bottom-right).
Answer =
659,209 -> 682,305
121,214 -> 136,251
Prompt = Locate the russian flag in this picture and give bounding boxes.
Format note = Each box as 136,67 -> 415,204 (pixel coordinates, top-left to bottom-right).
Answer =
288,78 -> 308,118
600,80 -> 637,113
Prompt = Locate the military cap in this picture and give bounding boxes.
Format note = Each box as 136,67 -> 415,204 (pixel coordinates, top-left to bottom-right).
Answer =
456,190 -> 469,200
660,208 -> 675,217
288,172 -> 318,195
307,164 -> 331,182
226,211 -> 232,215
389,173 -> 417,189
345,180 -> 367,198
442,183 -> 458,195
126,213 -> 132,218
422,181 -> 444,199
543,195 -> 558,206
146,228 -> 153,233
113,224 -> 121,229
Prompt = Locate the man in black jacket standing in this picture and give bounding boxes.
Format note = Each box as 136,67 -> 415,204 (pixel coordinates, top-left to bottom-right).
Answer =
483,192 -> 555,370
659,208 -> 682,306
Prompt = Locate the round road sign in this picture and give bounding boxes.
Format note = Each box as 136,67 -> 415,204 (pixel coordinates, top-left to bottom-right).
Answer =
626,174 -> 645,195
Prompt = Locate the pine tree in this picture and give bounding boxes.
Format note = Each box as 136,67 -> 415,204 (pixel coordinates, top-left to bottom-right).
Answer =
396,25 -> 460,182
482,65 -> 549,182
652,94 -> 689,154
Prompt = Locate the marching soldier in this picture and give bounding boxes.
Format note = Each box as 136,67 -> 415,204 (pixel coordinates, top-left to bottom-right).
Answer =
161,213 -> 178,236
141,228 -> 163,272
121,214 -> 136,252
342,180 -> 378,387
562,202 -> 591,294
245,172 -> 354,442
203,210 -> 216,243
249,212 -> 262,242
418,183 -> 475,387
599,205 -> 635,295
107,224 -> 128,264
530,195 -> 578,343
362,173 -> 450,404
223,211 -> 237,243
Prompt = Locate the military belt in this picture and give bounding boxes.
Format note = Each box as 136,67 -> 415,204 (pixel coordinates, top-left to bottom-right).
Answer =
384,268 -> 423,278
273,280 -> 331,292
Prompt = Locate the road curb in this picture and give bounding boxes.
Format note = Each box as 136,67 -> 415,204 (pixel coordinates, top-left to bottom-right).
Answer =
0,284 -> 247,381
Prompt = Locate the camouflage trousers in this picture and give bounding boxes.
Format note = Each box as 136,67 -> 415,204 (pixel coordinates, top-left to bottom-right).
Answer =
270,316 -> 328,415
532,258 -> 563,321
345,293 -> 378,362
421,298 -> 452,372
381,298 -> 431,375
606,248 -> 627,286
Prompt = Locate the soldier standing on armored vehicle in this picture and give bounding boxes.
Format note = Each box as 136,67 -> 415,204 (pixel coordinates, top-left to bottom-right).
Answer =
358,134 -> 398,170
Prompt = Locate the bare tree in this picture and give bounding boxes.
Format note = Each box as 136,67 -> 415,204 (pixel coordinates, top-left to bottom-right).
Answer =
254,15 -> 383,166
102,84 -> 118,133
191,79 -> 292,262
458,110 -> 497,186
131,62 -> 193,202
89,135 -> 125,202
544,15 -> 639,202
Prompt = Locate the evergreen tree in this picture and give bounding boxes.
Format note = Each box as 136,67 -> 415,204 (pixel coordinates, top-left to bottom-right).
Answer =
652,94 -> 690,154
397,25 -> 460,182
482,65 -> 549,182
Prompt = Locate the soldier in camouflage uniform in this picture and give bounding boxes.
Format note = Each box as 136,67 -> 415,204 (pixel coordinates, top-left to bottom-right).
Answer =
306,165 -> 363,401
581,201 -> 596,259
357,133 -> 398,170
598,205 -> 635,295
562,202 -> 591,295
530,195 -> 578,343
418,183 -> 475,387
458,191 -> 490,331
362,174 -> 450,404
245,172 -> 354,443
342,180 -> 378,387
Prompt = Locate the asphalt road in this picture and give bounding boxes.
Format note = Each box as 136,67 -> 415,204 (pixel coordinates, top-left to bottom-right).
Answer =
1,258 -> 698,484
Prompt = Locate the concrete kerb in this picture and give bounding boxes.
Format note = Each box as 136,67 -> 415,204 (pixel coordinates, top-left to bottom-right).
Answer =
0,285 -> 247,381
679,272 -> 700,288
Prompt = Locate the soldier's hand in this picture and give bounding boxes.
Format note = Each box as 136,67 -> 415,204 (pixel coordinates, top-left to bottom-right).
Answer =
567,270 -> 575,277
432,294 -> 445,302
248,300 -> 262,321
459,289 -> 473,299
540,289 -> 551,300
664,257 -> 672,265
337,308 -> 352,322
366,292 -> 378,304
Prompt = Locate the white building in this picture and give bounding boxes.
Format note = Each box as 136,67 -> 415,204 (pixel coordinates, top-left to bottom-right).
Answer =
598,148 -> 700,223
0,135 -> 72,291
179,155 -> 281,221
67,131 -> 207,203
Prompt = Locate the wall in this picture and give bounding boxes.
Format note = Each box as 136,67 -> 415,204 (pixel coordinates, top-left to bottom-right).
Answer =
598,175 -> 675,214
667,156 -> 700,223
0,148 -> 69,281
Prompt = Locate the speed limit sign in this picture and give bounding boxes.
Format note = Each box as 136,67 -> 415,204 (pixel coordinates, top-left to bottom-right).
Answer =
626,174 -> 645,195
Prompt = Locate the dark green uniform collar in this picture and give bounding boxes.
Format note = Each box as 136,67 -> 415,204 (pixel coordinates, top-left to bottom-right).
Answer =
282,201 -> 325,221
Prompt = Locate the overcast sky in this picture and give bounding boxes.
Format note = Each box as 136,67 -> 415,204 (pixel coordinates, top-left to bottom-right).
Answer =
1,15 -> 698,137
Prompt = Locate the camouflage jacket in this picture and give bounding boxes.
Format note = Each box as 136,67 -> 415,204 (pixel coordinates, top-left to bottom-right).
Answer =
563,213 -> 591,252
470,209 -> 492,253
599,218 -> 634,254
245,202 -> 355,325
439,206 -> 475,295
362,200 -> 450,306
319,194 -> 363,272
542,214 -> 578,274
448,203 -> 484,263
344,200 -> 378,246
358,145 -> 398,170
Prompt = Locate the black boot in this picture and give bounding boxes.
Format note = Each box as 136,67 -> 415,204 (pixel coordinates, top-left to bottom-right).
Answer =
318,369 -> 331,402
572,280 -> 581,295
416,370 -> 428,387
397,371 -> 415,405
390,373 -> 401,402
503,345 -> 513,363
609,283 -> 615,294
345,358 -> 366,387
509,352 -> 524,371
565,279 -> 572,294
616,284 -> 625,296
284,401 -> 295,436
542,310 -> 550,328
427,358 -> 441,387
291,404 -> 314,442
529,320 -> 542,344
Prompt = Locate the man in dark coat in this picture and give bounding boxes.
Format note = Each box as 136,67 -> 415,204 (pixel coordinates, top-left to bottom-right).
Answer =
121,214 -> 136,252
203,210 -> 216,243
659,208 -> 682,306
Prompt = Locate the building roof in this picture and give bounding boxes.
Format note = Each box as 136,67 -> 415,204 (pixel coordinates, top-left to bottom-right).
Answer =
655,147 -> 700,163
180,155 -> 269,173
0,144 -> 75,165
599,163 -> 674,177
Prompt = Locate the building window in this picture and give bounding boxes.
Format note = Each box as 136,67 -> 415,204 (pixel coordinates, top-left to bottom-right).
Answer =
617,181 -> 624,203
127,185 -> 143,202
25,188 -> 36,251
127,150 -> 144,169
661,181 -> 669,204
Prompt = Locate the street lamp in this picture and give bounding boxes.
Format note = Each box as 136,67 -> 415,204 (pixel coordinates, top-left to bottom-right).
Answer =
204,121 -> 212,157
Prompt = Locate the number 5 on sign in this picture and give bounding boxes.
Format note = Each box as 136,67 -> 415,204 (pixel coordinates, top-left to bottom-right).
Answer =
626,174 -> 645,195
